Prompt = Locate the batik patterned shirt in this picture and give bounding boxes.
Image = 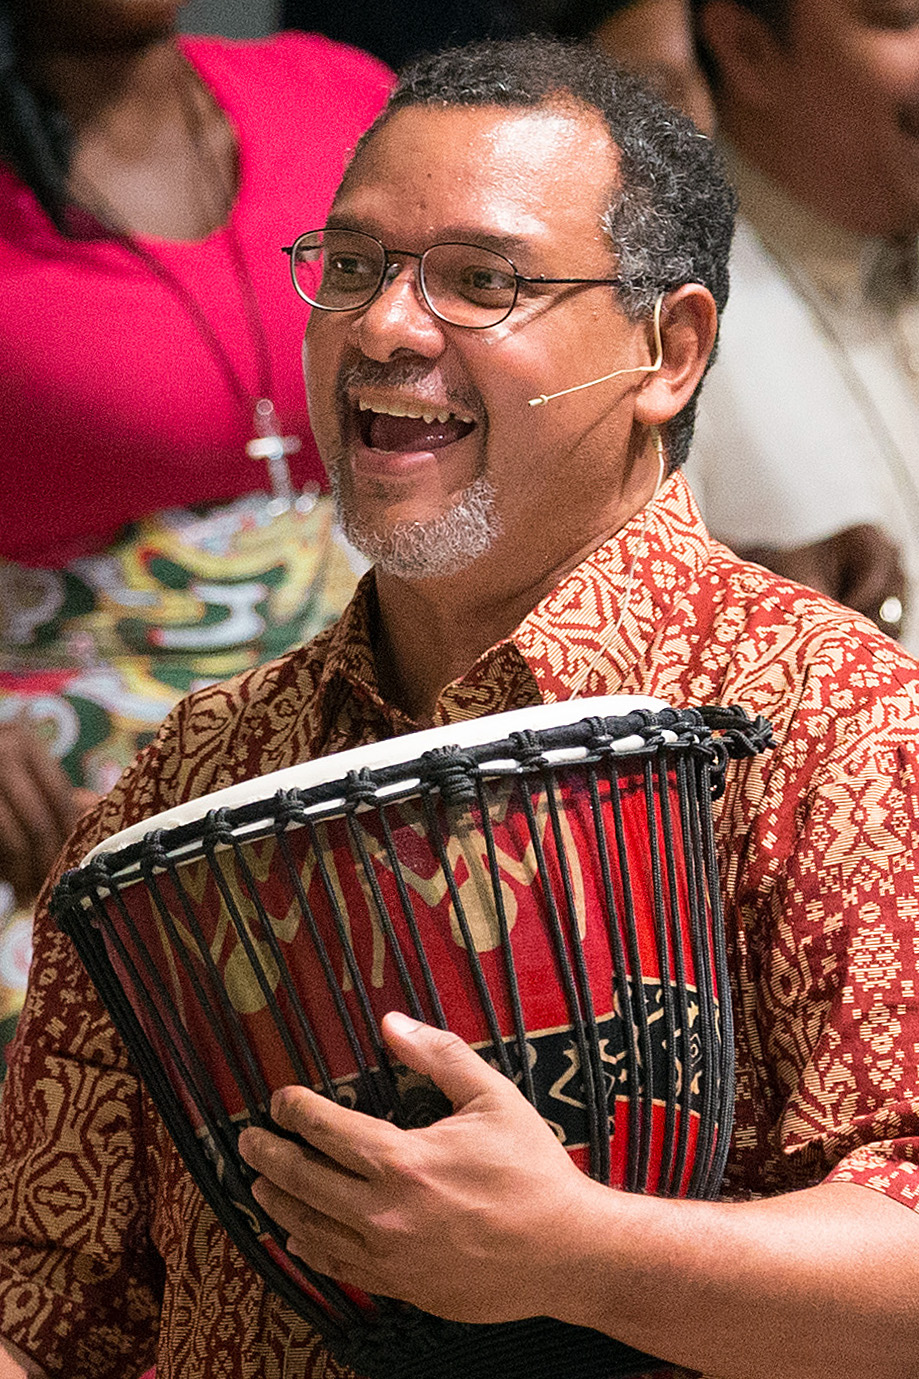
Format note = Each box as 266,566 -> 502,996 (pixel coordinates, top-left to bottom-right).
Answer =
1,474 -> 918,1378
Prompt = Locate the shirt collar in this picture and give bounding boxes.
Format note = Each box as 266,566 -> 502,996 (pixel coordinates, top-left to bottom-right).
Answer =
317,473 -> 712,726
723,142 -> 919,309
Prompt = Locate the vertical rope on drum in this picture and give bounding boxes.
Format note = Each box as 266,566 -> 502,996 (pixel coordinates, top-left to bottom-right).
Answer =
305,816 -> 397,1120
345,805 -> 427,1023
516,773 -> 604,1181
661,755 -> 694,1197
542,764 -> 609,1185
586,759 -> 637,1191
607,763 -> 654,1193
274,822 -> 373,1102
152,830 -> 369,1334
700,754 -> 736,1195
204,821 -> 316,1092
226,826 -> 341,1097
682,760 -> 720,1197
154,839 -> 272,1116
78,877 -> 359,1334
376,799 -> 448,1028
475,774 -> 535,1106
420,787 -> 513,1081
86,876 -> 240,1156
642,755 -> 677,1196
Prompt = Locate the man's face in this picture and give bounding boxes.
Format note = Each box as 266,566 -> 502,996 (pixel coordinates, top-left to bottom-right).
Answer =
303,103 -> 655,586
742,0 -> 919,235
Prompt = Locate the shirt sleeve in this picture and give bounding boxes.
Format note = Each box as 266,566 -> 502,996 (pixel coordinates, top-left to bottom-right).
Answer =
730,665 -> 919,1211
0,643 -> 332,1374
0,755 -> 168,1376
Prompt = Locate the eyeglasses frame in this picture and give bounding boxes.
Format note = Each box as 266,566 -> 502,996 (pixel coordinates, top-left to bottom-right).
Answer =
280,227 -> 627,330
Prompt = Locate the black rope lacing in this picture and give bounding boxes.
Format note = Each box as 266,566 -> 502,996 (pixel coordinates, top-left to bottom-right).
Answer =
50,702 -> 774,1379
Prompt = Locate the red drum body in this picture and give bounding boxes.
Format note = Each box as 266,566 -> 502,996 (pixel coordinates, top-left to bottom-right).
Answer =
52,699 -> 772,1379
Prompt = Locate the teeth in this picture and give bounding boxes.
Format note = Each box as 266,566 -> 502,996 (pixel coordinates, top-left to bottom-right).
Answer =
356,399 -> 472,424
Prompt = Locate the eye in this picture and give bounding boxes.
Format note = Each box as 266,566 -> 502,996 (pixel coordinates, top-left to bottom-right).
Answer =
457,263 -> 517,304
324,253 -> 379,293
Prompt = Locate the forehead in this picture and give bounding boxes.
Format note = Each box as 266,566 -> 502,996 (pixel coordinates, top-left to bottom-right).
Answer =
330,103 -> 621,263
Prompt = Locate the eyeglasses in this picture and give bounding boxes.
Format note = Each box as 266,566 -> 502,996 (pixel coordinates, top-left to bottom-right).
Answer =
281,227 -> 626,329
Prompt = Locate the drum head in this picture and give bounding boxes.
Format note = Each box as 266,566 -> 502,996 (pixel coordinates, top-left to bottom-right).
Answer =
82,695 -> 667,864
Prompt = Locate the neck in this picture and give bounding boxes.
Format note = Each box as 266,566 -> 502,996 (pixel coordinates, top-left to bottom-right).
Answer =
25,40 -> 238,241
373,571 -> 549,725
24,35 -> 183,134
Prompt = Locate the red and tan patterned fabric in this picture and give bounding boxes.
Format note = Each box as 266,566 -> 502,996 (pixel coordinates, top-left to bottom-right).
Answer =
1,473 -> 918,1378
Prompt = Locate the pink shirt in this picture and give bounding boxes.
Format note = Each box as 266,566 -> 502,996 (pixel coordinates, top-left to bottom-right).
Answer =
0,34 -> 392,566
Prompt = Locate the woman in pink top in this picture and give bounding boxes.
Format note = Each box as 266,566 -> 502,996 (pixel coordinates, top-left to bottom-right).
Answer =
0,0 -> 391,1063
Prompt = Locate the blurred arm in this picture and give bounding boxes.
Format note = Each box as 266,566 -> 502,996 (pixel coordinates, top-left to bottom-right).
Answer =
0,1339 -> 47,1378
0,720 -> 98,905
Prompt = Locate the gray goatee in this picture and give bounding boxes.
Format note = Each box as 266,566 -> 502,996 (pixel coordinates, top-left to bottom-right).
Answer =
331,471 -> 502,579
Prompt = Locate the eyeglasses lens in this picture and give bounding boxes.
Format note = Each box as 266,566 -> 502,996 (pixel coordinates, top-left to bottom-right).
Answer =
291,230 -> 383,310
292,230 -> 519,327
420,244 -> 518,327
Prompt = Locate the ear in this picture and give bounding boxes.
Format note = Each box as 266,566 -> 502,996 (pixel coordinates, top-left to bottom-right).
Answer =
697,0 -> 785,108
632,283 -> 719,429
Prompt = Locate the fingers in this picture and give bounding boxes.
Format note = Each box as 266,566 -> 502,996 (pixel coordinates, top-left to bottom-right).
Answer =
236,1019 -> 590,1323
381,1011 -> 510,1110
836,525 -> 906,633
249,1174 -> 366,1264
72,787 -> 101,818
242,1015 -> 508,1191
238,1017 -> 512,1264
260,1085 -> 395,1178
247,1159 -> 391,1292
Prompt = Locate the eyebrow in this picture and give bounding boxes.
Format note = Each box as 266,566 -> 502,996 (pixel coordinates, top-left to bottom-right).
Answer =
323,214 -> 539,260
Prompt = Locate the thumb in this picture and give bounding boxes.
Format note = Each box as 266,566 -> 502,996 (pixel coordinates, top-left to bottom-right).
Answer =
381,1011 -> 508,1111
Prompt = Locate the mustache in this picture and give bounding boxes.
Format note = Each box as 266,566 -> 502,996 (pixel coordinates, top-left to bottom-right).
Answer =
336,358 -> 483,416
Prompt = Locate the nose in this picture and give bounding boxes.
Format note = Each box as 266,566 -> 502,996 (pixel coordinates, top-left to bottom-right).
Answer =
352,258 -> 446,363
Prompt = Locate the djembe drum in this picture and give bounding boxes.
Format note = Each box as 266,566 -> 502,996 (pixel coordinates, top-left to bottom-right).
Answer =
51,697 -> 772,1379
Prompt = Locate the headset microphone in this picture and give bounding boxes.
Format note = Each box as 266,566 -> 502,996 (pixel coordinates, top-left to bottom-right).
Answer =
527,293 -> 665,407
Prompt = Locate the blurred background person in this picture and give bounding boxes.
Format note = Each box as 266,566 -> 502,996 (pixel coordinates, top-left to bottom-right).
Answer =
281,0 -> 713,134
685,0 -> 916,647
550,0 -> 715,131
278,0 -> 526,70
0,0 -> 391,1066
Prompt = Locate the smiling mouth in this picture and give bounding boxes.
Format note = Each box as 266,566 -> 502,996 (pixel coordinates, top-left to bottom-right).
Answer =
355,398 -> 477,454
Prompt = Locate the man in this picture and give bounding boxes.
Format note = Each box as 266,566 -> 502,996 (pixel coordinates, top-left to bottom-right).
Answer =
685,0 -> 919,649
550,0 -> 716,133
1,36 -> 918,1379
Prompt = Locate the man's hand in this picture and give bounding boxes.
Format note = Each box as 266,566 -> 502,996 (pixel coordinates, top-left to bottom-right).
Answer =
0,720 -> 98,906
744,522 -> 907,636
238,1011 -> 591,1323
240,1015 -> 919,1379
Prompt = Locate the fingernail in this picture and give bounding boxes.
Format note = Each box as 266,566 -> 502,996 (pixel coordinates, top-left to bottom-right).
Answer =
386,1011 -> 421,1036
